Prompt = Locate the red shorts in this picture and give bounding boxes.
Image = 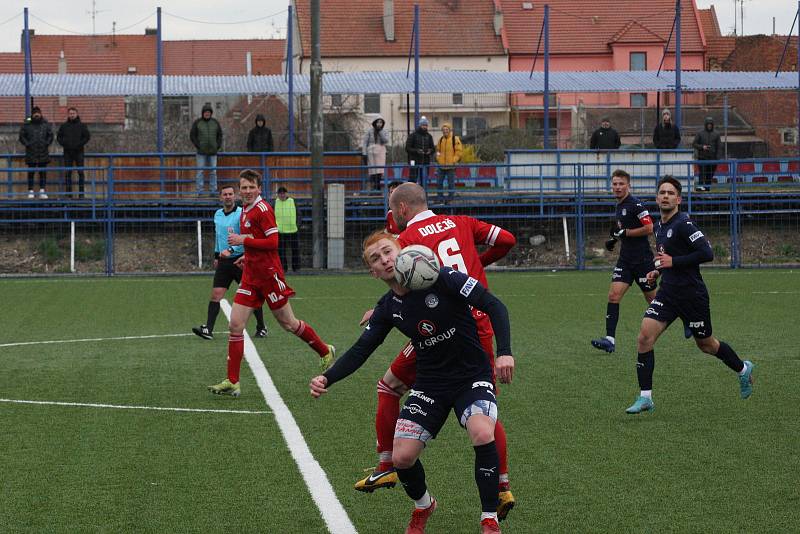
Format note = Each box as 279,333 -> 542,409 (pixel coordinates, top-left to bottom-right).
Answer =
390,315 -> 497,388
234,270 -> 296,310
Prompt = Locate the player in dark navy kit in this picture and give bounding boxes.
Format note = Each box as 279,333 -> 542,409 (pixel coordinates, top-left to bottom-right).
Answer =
625,175 -> 755,414
591,169 -> 657,353
310,231 -> 515,534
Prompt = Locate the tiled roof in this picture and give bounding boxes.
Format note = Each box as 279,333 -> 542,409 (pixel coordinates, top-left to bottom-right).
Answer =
293,0 -> 505,57
500,0 -> 706,55
610,21 -> 666,45
697,7 -> 721,39
164,40 -> 284,75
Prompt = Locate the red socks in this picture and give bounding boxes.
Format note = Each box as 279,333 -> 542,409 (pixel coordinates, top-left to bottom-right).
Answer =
495,420 -> 509,489
227,333 -> 244,383
376,380 -> 401,471
293,320 -> 329,357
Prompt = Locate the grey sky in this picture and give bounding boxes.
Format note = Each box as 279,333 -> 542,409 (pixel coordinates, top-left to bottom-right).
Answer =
0,1 -> 290,53
0,1 -> 796,55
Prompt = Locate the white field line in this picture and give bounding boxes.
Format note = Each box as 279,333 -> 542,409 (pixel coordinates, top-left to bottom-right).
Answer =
0,398 -> 270,415
0,333 -> 195,348
219,299 -> 356,534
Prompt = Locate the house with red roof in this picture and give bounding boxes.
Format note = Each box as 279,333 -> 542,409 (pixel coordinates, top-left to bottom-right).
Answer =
291,0 -> 509,147
497,0 -> 707,147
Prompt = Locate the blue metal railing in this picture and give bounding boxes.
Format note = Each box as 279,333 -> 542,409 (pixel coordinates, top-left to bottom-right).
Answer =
1,151 -> 798,274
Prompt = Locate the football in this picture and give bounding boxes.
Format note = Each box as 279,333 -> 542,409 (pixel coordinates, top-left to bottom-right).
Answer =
394,245 -> 441,290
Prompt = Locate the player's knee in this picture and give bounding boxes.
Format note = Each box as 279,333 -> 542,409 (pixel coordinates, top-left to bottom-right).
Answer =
696,337 -> 717,354
468,424 -> 495,446
391,449 -> 417,470
637,331 -> 654,350
278,317 -> 297,332
228,319 -> 245,334
608,291 -> 622,303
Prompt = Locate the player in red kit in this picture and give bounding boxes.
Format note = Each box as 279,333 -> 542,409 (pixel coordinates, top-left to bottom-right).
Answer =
207,169 -> 335,397
355,182 -> 518,521
384,180 -> 403,235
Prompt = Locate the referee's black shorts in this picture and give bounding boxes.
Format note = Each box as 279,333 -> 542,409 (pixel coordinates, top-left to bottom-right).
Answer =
212,257 -> 243,289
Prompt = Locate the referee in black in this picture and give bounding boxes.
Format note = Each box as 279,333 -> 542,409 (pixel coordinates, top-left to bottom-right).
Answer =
625,175 -> 754,414
192,185 -> 267,340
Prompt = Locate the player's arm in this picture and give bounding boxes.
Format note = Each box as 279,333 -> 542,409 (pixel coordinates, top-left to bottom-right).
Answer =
311,305 -> 393,397
655,222 -> 713,269
468,217 -> 517,266
441,268 -> 515,383
612,206 -> 653,239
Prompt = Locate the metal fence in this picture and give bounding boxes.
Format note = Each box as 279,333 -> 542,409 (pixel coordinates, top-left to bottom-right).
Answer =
0,151 -> 798,276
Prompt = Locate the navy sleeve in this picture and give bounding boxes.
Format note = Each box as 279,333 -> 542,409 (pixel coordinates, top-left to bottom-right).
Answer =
323,299 -> 393,387
438,268 -> 512,357
673,220 -> 713,267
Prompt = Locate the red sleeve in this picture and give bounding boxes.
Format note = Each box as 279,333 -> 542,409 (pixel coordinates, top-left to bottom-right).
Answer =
464,216 -> 516,266
244,233 -> 278,250
385,210 -> 400,235
480,228 -> 516,266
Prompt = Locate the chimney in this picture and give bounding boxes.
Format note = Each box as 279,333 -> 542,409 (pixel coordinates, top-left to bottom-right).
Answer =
144,28 -> 157,36
493,6 -> 503,37
383,0 -> 395,42
59,51 -> 67,106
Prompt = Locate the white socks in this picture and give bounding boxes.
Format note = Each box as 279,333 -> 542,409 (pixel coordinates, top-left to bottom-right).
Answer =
414,491 -> 432,509
640,390 -> 652,399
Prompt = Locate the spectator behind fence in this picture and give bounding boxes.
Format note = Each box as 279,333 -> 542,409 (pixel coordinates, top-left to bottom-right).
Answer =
57,107 -> 91,198
692,116 -> 721,192
275,186 -> 301,272
405,116 -> 434,187
362,115 -> 388,190
652,109 -> 681,150
435,122 -> 462,202
190,104 -> 223,194
590,117 -> 621,150
246,114 -> 274,153
19,106 -> 54,199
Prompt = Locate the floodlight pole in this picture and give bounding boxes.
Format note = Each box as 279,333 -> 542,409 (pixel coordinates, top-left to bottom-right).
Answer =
414,4 -> 420,127
287,5 -> 295,151
23,7 -> 31,117
675,0 -> 682,131
310,0 -> 324,268
797,1 -> 800,158
543,4 -> 550,149
156,7 -> 165,193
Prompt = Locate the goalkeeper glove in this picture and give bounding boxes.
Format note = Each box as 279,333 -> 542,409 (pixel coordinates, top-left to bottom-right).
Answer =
604,239 -> 617,252
610,228 -> 626,239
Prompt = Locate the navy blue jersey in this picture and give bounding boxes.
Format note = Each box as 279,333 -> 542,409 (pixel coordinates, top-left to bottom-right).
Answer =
616,194 -> 654,264
655,211 -> 713,293
324,268 -> 512,388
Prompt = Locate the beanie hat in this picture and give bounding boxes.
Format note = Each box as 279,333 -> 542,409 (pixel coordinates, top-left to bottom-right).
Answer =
419,116 -> 429,126
31,106 -> 41,113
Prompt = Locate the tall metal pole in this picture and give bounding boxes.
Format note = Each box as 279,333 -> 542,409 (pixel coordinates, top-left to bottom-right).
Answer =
156,7 -> 163,153
23,7 -> 31,117
287,5 -> 295,151
543,4 -> 550,149
414,4 -> 420,127
675,0 -> 682,131
797,1 -> 800,158
310,0 -> 324,268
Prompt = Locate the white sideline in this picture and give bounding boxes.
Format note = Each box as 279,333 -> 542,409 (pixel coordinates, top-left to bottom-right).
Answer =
0,398 -> 270,415
220,299 -> 356,534
0,333 -> 194,348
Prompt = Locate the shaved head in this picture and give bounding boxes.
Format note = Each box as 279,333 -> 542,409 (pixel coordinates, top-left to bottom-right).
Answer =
389,182 -> 429,230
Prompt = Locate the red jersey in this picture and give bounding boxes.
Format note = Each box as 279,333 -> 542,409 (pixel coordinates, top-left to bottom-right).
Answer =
240,196 -> 282,279
398,210 -> 501,288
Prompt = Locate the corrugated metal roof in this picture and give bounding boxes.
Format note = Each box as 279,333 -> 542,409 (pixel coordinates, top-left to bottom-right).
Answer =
0,71 -> 796,96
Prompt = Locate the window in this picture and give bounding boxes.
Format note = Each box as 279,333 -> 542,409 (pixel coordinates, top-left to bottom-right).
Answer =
364,93 -> 380,114
331,94 -> 343,107
630,52 -> 647,71
452,93 -> 463,105
466,117 -> 487,137
631,93 -> 647,107
452,116 -> 463,136
781,128 -> 798,145
431,116 -> 439,128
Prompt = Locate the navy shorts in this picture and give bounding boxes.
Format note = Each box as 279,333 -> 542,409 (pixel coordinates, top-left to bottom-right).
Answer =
212,257 -> 243,289
644,286 -> 713,339
612,259 -> 657,292
395,372 -> 498,443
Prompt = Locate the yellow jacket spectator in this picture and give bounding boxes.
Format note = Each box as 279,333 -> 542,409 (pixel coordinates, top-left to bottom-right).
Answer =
435,123 -> 462,202
275,186 -> 301,271
436,123 -> 463,169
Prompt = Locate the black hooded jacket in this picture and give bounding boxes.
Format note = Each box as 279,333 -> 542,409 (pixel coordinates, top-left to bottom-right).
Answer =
653,121 -> 681,149
19,116 -> 54,164
405,126 -> 435,164
57,116 -> 91,152
247,114 -> 274,152
692,119 -> 721,160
